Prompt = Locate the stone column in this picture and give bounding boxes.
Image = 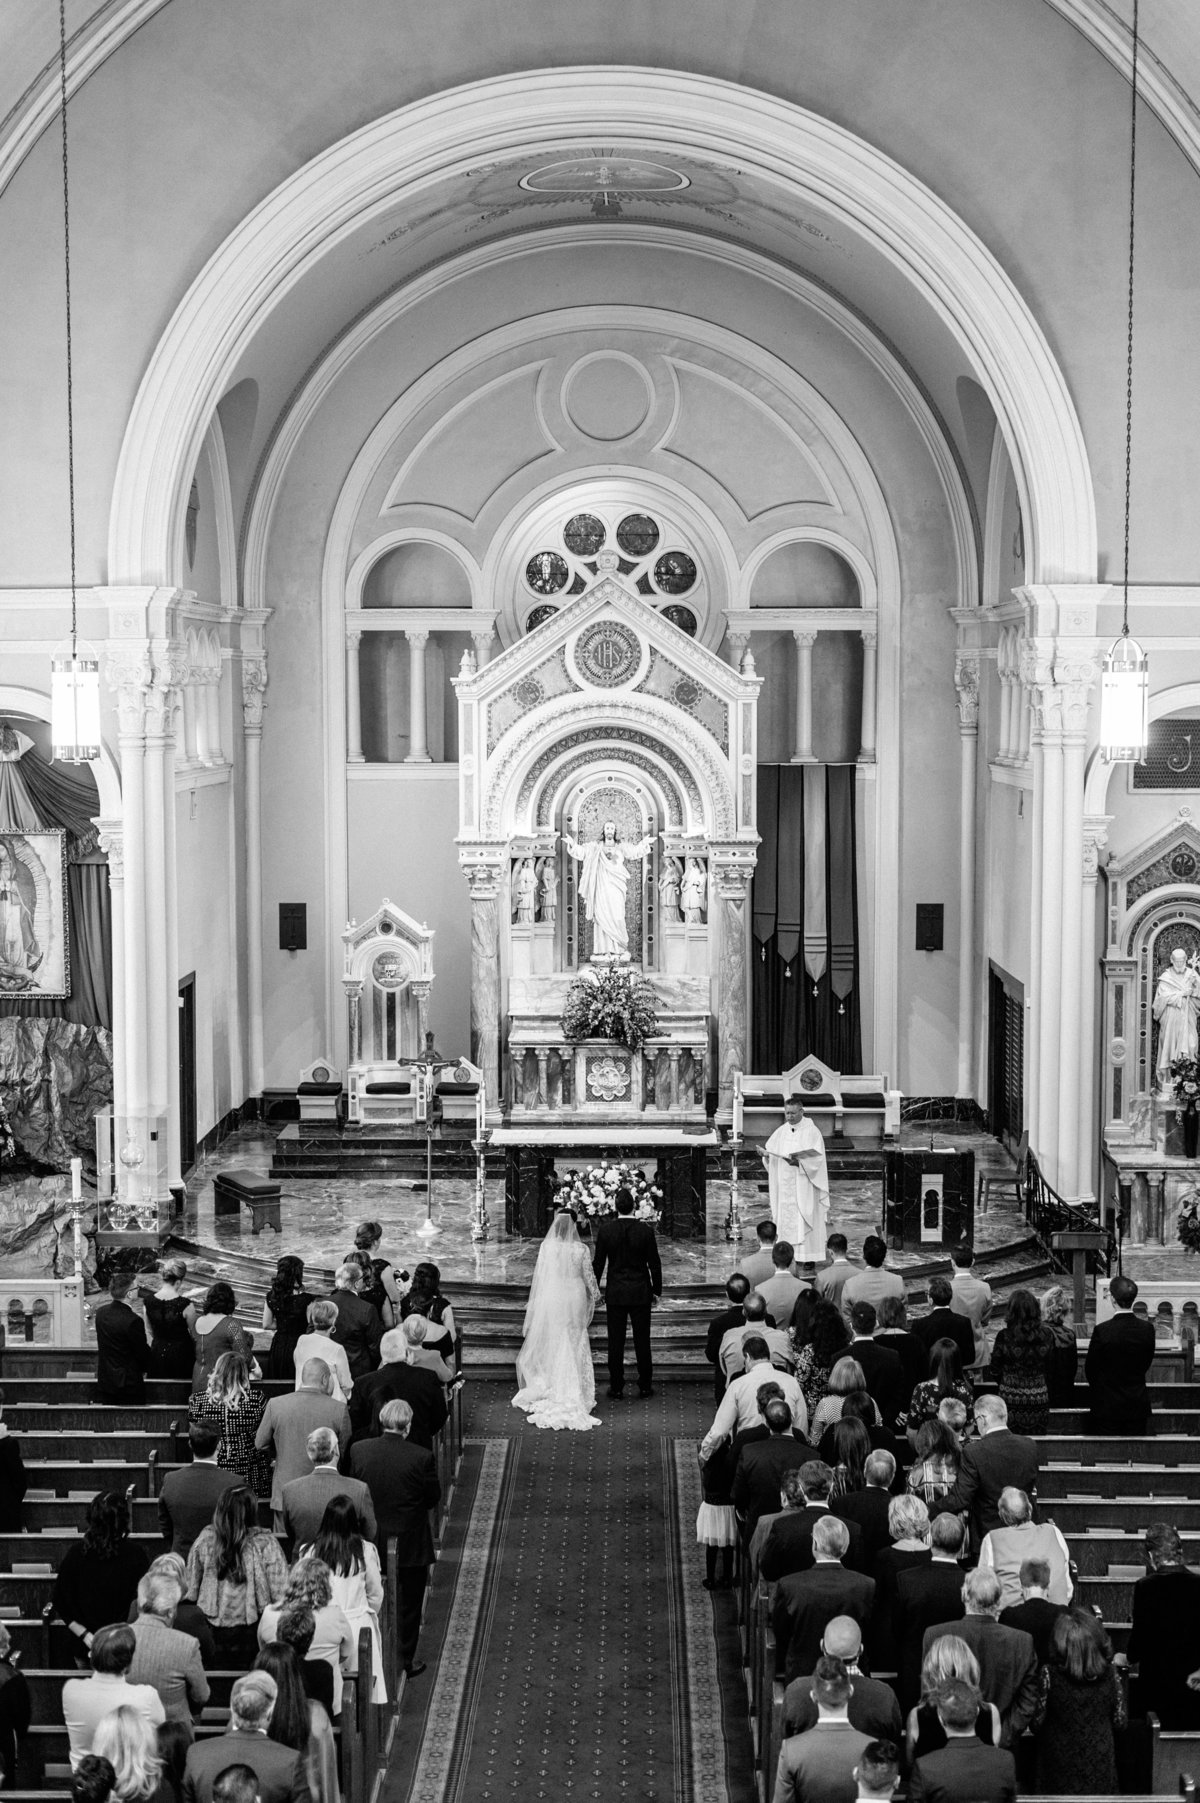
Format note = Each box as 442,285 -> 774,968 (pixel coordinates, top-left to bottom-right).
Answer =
1146,1172 -> 1166,1247
191,665 -> 211,767
471,629 -> 494,670
1078,817 -> 1110,1204
954,651 -> 980,1100
242,647 -> 268,1100
346,980 -> 363,1067
107,653 -> 151,1129
859,629 -> 878,763
410,980 -> 431,1053
405,630 -> 431,762
791,630 -> 817,763
465,859 -> 503,1101
711,853 -> 755,1115
205,665 -> 223,765
96,823 -> 126,1118
346,631 -> 364,763
144,665 -> 183,1189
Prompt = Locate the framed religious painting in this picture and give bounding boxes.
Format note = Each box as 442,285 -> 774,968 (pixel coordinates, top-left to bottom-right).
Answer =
0,828 -> 70,999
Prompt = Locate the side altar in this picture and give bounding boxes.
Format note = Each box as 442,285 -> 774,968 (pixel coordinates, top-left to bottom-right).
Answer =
453,564 -> 760,1236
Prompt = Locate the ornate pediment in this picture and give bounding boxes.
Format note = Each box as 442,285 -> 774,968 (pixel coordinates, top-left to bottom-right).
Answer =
1108,818 -> 1200,907
342,898 -> 434,987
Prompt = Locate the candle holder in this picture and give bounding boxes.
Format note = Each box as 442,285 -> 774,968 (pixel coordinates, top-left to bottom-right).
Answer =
725,1133 -> 744,1242
471,1132 -> 492,1243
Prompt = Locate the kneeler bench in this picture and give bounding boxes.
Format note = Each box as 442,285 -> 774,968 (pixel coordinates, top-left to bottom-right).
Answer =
213,1168 -> 282,1234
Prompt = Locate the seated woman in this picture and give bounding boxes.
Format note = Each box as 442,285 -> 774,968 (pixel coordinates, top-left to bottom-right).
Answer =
906,1337 -> 974,1443
293,1300 -> 353,1405
91,1705 -> 175,1803
906,1416 -> 961,1506
258,1557 -> 355,1716
809,1357 -> 878,1446
54,1491 -> 151,1659
869,1493 -> 931,1672
184,1485 -> 287,1669
400,1263 -> 456,1368
188,1283 -> 252,1397
1040,1285 -> 1080,1408
978,1484 -> 1073,1609
299,1497 -> 387,1704
187,1352 -> 271,1498
400,1314 -> 455,1386
254,1640 -> 339,1803
905,1635 -> 1001,1767
989,1287 -> 1054,1435
262,1257 -> 313,1382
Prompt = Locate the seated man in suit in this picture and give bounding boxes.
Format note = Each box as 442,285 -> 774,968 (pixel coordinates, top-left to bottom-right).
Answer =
840,1237 -> 904,1331
1128,1522 -> 1200,1728
894,1512 -> 967,1713
908,1677 -> 1017,1803
349,1326 -> 448,1449
772,1515 -> 876,1684
815,1233 -> 856,1310
847,1302 -> 905,1429
834,1451 -> 896,1568
719,1291 -> 793,1380
182,1671 -> 309,1803
736,1219 -> 781,1289
158,1424 -> 241,1559
127,1567 -> 210,1726
931,1394 -> 1038,1545
948,1246 -> 992,1369
731,1396 -> 808,1536
255,1357 -> 351,1533
911,1278 -> 976,1375
998,1556 -> 1067,1663
350,1398 -> 441,1678
1085,1273 -> 1156,1435
921,1567 -> 1038,1746
705,1274 -> 754,1402
782,1614 -> 904,1743
281,1426 -> 377,1549
772,1657 -> 873,1803
755,1240 -> 811,1326
759,1462 -> 867,1582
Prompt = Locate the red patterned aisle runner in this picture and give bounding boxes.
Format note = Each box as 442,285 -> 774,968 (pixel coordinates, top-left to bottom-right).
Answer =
387,1392 -> 755,1803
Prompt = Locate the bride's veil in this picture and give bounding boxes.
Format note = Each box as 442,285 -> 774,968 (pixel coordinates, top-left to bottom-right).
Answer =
521,1208 -> 592,1337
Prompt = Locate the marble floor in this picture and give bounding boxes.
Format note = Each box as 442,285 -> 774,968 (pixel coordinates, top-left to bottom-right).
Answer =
172,1123 -> 1024,1287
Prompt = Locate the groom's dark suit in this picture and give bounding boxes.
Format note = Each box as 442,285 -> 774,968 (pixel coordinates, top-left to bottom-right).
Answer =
593,1211 -> 663,1396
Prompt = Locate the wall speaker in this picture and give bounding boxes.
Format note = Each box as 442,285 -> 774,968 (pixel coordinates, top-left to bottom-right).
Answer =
279,903 -> 307,951
915,903 -> 944,952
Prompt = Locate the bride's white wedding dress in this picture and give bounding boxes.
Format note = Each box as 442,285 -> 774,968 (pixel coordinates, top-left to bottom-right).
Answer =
512,1209 -> 602,1431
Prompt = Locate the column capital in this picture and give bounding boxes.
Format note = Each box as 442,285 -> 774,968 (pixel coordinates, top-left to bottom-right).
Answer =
1082,813 -> 1113,882
709,844 -> 756,899
345,627 -> 362,649
1019,637 -> 1101,738
405,627 -> 430,650
105,646 -> 153,738
460,844 -> 506,898
95,819 -> 124,884
792,628 -> 818,647
861,626 -> 878,650
954,650 -> 982,732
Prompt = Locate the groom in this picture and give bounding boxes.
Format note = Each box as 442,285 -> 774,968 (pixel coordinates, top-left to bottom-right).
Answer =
593,1187 -> 663,1399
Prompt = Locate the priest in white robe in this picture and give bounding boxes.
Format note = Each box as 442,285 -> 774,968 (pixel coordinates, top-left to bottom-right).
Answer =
762,1095 -> 830,1264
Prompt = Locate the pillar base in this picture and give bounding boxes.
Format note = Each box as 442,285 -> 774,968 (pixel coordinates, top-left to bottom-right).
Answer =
789,754 -> 818,765
404,752 -> 433,764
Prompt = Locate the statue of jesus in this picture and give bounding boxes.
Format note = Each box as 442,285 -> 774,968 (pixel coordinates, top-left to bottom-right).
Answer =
563,820 -> 654,960
1154,945 -> 1200,1089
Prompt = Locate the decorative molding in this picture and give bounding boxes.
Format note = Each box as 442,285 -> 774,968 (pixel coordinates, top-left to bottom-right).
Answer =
954,650 -> 981,731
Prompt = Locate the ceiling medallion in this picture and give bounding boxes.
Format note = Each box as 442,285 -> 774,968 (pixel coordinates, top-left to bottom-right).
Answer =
520,157 -> 689,194
573,621 -> 641,688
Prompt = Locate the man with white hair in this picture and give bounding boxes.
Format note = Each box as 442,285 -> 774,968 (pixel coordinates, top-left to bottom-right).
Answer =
127,1567 -> 210,1726
400,1314 -> 454,1385
182,1671 -> 310,1803
329,1263 -> 383,1381
921,1567 -> 1038,1745
348,1325 -> 448,1449
280,1425 -> 376,1548
772,1515 -> 877,1683
978,1486 -> 1072,1610
932,1394 -> 1039,1544
350,1399 -> 441,1679
255,1357 -> 351,1532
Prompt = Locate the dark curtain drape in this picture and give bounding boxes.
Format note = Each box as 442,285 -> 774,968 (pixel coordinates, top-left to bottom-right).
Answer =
751,764 -> 861,1072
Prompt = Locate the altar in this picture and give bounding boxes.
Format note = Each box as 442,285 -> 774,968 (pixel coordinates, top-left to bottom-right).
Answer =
494,1127 -> 716,1239
453,563 -> 762,1144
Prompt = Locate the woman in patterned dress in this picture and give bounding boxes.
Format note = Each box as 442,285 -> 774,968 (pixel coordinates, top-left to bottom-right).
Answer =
989,1287 -> 1053,1435
790,1299 -> 850,1433
187,1353 -> 271,1497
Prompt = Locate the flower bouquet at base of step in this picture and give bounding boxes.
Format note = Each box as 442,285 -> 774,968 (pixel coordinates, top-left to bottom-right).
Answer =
553,1159 -> 663,1224
559,964 -> 659,1051
1177,1186 -> 1200,1254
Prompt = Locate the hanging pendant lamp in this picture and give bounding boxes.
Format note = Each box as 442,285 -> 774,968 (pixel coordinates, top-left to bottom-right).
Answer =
1100,0 -> 1149,763
49,0 -> 100,765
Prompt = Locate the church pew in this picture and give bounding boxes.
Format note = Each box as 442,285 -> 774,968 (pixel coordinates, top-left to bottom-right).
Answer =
4,1405 -> 187,1433
1065,1532 -> 1200,1576
18,1461 -> 152,1498
1049,1409 -> 1200,1436
1151,1718 -> 1200,1799
14,1431 -> 174,1463
1041,1466 -> 1200,1501
17,1725 -> 230,1786
1044,1499 -> 1200,1533
15,1669 -> 242,1717
1038,1435 -> 1199,1465
0,1532 -> 163,1570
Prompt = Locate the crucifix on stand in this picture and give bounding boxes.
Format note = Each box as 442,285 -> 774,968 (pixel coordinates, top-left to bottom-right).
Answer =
411,1057 -> 460,1238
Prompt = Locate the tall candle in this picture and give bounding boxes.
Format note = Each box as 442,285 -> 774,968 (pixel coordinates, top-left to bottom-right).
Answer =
71,1156 -> 82,1204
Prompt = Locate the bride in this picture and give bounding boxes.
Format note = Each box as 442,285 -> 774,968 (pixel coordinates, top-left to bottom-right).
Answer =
512,1207 -> 602,1431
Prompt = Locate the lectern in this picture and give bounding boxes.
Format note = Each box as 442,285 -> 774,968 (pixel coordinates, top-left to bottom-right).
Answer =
883,1147 -> 975,1252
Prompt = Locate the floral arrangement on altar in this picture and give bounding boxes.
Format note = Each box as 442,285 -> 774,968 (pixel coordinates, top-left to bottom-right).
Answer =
555,1160 -> 662,1222
1169,1056 -> 1200,1117
560,964 -> 659,1051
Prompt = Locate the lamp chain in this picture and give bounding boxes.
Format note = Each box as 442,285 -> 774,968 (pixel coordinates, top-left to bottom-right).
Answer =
1121,0 -> 1139,640
57,0 -> 77,653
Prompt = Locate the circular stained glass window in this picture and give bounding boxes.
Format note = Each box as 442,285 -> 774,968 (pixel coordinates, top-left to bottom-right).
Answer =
655,550 -> 696,594
564,513 -> 606,557
616,513 -> 660,557
525,603 -> 560,632
662,604 -> 698,637
525,551 -> 569,595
